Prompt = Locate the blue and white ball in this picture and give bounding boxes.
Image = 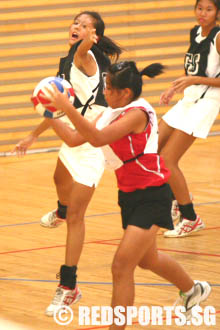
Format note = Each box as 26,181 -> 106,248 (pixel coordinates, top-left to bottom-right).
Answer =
31,76 -> 75,119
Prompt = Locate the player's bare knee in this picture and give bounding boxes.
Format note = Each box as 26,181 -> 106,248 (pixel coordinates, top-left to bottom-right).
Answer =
139,253 -> 159,270
160,149 -> 177,169
111,256 -> 134,281
66,211 -> 84,225
138,258 -> 154,270
111,262 -> 126,281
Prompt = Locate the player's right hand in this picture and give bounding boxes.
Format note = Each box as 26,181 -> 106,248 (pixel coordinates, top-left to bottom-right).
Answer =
11,135 -> 37,157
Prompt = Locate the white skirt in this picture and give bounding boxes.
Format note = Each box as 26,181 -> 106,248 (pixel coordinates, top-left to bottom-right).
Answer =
162,96 -> 219,138
59,142 -> 105,187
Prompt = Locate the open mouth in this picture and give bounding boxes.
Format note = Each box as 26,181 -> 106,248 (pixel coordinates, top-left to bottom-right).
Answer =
71,33 -> 78,39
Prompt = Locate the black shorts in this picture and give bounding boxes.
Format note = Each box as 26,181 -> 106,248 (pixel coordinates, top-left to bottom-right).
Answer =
118,183 -> 174,230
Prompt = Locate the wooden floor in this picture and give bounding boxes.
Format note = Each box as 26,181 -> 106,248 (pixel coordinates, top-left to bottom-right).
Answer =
0,136 -> 220,329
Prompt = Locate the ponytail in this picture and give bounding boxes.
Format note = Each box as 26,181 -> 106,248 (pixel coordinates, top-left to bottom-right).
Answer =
108,61 -> 165,99
140,63 -> 165,78
97,35 -> 122,61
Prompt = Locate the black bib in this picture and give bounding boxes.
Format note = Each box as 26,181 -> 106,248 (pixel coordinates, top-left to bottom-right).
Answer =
184,25 -> 220,77
57,40 -> 110,114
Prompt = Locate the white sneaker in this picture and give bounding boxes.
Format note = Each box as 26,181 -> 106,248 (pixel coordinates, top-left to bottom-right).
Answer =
164,215 -> 205,238
40,210 -> 66,228
45,285 -> 82,317
174,281 -> 211,320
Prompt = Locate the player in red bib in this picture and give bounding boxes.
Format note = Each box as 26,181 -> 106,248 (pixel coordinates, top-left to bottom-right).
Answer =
44,60 -> 211,328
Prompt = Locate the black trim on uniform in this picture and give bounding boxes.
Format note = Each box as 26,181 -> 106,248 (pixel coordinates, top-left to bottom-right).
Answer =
56,40 -> 110,116
123,152 -> 144,164
184,25 -> 220,77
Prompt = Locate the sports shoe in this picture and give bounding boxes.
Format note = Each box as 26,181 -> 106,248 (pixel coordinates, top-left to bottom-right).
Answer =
40,210 -> 66,228
164,215 -> 205,238
45,285 -> 82,316
174,281 -> 211,320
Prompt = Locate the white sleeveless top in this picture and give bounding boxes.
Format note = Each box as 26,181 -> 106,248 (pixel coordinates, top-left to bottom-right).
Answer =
62,50 -> 106,126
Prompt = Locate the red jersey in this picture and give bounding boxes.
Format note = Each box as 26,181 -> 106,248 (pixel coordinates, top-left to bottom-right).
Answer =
108,99 -> 170,192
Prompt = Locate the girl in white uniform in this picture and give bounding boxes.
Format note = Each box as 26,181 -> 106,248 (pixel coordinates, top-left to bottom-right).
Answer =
13,10 -> 122,314
58,50 -> 107,189
158,0 -> 220,237
13,11 -> 121,229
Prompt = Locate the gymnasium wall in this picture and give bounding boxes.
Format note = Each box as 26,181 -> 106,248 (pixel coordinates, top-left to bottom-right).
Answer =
1,0 -> 219,155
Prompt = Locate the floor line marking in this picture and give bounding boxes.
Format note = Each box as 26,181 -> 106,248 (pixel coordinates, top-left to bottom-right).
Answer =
1,236 -> 220,257
0,212 -> 120,228
0,278 -> 219,287
1,200 -> 220,228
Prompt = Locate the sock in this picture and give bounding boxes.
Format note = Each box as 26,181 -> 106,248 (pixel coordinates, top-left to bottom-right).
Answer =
60,265 -> 77,289
57,200 -> 67,219
179,203 -> 197,221
183,286 -> 194,296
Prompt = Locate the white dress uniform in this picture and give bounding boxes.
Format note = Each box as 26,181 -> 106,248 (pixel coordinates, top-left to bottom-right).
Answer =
162,26 -> 220,138
59,50 -> 105,187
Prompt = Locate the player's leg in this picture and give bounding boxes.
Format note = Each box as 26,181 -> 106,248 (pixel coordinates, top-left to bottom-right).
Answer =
45,148 -> 104,314
158,119 -> 174,154
160,128 -> 195,204
138,239 -> 211,321
65,181 -> 95,265
54,157 -> 73,205
110,224 -> 159,328
160,129 -> 205,237
45,182 -> 95,316
139,238 -> 194,291
158,120 -> 181,223
40,157 -> 72,228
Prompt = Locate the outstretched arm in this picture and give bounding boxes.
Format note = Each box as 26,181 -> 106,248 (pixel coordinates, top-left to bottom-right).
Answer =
74,26 -> 98,76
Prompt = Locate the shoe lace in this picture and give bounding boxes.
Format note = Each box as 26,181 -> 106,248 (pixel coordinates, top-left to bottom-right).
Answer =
174,216 -> 184,229
174,284 -> 201,312
52,287 -> 64,305
48,210 -> 58,224
173,291 -> 194,321
173,291 -> 187,308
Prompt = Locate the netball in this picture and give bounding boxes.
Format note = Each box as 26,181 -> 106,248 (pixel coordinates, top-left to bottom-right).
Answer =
31,76 -> 75,119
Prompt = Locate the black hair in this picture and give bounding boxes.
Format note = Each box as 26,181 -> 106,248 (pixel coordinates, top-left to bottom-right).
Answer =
195,0 -> 220,10
74,11 -> 122,60
108,61 -> 165,99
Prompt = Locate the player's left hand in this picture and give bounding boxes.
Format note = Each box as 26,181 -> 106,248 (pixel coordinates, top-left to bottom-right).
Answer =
159,87 -> 175,105
172,75 -> 198,92
88,27 -> 99,44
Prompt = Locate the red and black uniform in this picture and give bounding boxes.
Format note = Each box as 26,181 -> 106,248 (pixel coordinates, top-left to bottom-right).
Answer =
110,106 -> 170,192
98,98 -> 174,230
